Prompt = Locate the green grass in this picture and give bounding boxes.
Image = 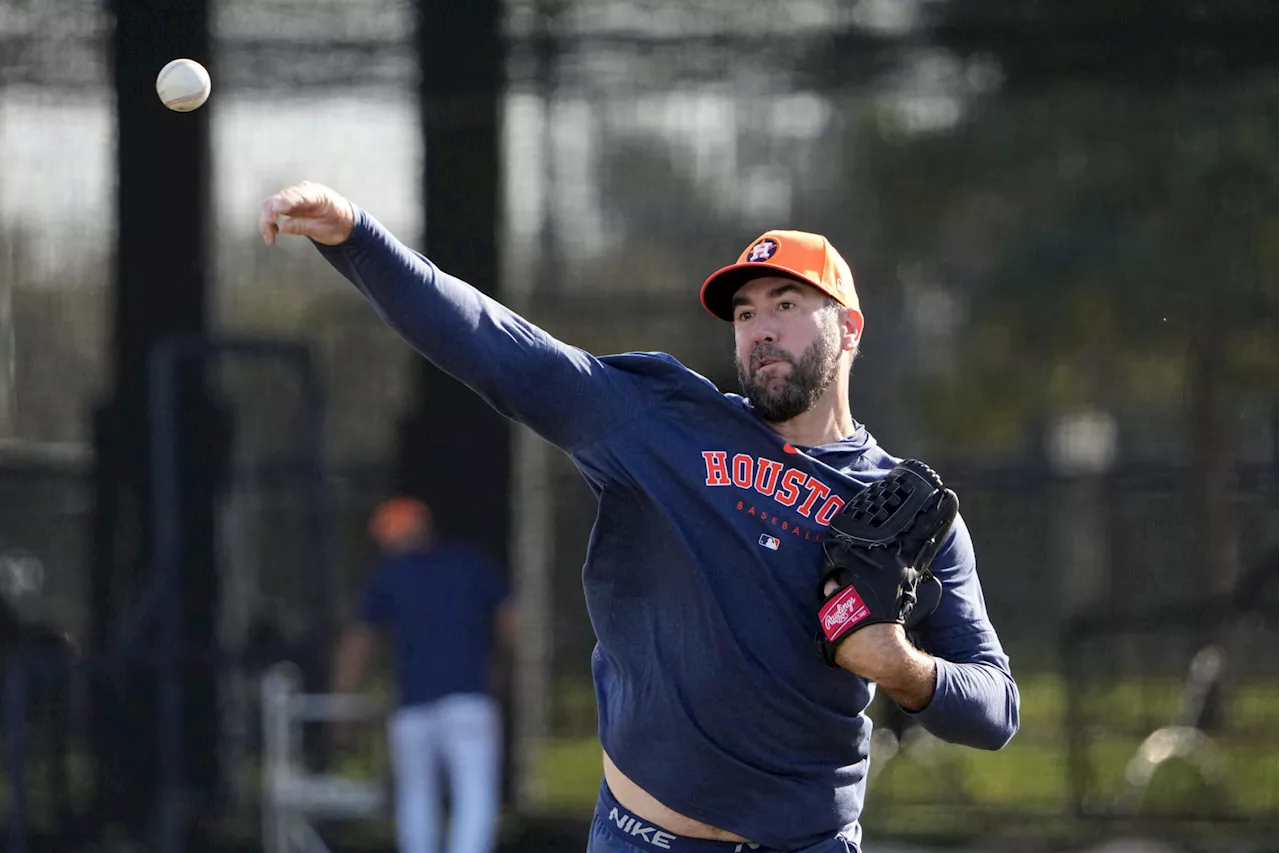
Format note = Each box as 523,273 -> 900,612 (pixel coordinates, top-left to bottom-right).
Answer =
527,672 -> 1279,841
3,671 -> 1273,848
527,736 -> 608,813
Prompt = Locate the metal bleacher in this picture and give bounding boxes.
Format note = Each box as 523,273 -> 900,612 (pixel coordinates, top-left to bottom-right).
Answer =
260,662 -> 388,853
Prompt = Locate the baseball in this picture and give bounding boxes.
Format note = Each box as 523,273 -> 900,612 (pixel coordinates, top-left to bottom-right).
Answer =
156,58 -> 211,112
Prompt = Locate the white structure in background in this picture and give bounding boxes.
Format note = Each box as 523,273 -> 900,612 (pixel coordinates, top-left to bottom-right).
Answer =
260,662 -> 387,853
1049,410 -> 1120,476
1050,409 -> 1120,617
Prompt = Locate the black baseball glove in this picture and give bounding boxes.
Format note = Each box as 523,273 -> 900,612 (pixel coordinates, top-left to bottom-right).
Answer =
817,460 -> 959,666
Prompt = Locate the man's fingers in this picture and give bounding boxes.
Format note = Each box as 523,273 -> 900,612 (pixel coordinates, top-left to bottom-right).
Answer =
259,193 -> 295,245
259,211 -> 279,245
258,182 -> 350,246
259,187 -> 315,244
279,217 -> 320,236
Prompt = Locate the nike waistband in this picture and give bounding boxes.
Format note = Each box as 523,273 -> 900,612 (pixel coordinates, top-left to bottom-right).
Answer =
595,781 -> 767,853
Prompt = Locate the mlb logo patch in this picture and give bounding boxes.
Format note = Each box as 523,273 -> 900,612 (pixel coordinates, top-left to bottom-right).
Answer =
758,534 -> 780,551
747,239 -> 779,262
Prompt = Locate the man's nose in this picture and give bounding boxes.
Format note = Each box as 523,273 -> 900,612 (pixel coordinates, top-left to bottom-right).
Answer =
754,324 -> 777,345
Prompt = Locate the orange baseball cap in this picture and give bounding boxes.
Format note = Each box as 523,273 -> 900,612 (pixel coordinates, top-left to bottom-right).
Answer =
369,496 -> 432,546
700,230 -> 859,322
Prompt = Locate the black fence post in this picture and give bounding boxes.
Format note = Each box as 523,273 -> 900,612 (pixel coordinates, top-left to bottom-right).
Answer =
92,0 -> 218,847
402,0 -> 509,559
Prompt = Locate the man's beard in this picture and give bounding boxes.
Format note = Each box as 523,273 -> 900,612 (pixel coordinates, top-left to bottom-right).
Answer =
736,332 -> 841,423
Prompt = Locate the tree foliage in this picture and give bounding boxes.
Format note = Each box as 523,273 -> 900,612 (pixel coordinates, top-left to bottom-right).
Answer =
854,78 -> 1277,458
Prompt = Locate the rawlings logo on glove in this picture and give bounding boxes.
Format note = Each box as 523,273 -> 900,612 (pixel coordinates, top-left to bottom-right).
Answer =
816,459 -> 959,666
819,586 -> 871,636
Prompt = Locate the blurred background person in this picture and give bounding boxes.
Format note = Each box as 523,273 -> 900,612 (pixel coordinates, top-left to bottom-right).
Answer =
331,496 -> 517,853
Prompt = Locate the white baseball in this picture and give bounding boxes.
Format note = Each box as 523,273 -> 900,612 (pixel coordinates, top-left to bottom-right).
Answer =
156,59 -> 211,112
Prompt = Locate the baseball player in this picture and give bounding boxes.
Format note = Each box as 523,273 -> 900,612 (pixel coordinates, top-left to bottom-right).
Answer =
259,182 -> 1020,853
332,496 -> 514,853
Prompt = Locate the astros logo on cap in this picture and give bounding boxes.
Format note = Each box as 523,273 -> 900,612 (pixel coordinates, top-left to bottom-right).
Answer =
747,239 -> 779,263
699,229 -> 862,322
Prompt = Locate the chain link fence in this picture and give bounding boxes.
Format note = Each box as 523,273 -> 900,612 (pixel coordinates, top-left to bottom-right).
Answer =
1,0 -> 1276,849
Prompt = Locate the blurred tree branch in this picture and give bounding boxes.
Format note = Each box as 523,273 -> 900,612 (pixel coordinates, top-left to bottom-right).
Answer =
853,76 -> 1275,596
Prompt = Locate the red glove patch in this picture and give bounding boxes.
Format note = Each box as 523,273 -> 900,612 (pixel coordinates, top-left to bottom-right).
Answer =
818,585 -> 871,645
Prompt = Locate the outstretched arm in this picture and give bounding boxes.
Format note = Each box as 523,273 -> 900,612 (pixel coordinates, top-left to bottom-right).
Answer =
331,624 -> 377,694
259,182 -> 665,453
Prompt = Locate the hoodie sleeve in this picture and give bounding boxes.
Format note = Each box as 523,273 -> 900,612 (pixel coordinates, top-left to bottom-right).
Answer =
904,516 -> 1021,750
312,206 -> 674,454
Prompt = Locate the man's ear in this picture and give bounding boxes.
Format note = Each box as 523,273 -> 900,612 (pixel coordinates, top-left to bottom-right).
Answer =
841,308 -> 864,353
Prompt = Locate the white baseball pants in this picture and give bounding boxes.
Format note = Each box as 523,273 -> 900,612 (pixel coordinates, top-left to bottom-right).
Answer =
387,693 -> 502,853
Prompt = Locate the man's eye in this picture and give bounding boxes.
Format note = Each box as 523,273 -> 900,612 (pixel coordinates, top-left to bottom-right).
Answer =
778,301 -> 795,310
735,311 -> 753,322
